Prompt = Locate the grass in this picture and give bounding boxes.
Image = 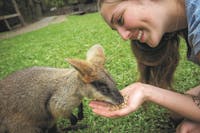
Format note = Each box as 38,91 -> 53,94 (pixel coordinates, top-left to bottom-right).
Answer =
0,13 -> 200,133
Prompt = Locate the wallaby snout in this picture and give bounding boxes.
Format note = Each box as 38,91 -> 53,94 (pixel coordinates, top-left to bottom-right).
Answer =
90,80 -> 124,105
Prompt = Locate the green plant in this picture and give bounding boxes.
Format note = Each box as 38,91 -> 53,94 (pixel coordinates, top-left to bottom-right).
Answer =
45,0 -> 65,7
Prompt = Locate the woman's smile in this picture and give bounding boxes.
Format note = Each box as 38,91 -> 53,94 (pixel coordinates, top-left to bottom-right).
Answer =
130,29 -> 144,42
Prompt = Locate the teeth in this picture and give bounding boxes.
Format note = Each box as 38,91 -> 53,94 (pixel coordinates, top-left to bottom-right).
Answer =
137,30 -> 142,40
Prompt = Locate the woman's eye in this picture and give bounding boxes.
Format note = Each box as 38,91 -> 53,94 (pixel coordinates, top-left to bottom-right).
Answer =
117,15 -> 124,26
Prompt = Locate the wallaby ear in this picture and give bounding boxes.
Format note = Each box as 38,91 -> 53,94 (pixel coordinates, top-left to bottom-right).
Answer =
66,58 -> 97,83
86,44 -> 105,66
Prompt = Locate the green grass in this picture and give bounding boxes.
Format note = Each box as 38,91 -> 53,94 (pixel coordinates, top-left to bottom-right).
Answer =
0,13 -> 200,133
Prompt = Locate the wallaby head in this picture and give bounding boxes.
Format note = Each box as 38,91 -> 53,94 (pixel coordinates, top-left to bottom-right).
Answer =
67,44 -> 124,105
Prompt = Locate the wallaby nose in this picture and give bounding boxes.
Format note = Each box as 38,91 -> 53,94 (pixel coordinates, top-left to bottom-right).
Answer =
117,94 -> 124,104
113,90 -> 124,105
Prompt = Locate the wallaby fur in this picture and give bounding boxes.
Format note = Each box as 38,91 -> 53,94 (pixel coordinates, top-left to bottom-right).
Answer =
0,44 -> 124,133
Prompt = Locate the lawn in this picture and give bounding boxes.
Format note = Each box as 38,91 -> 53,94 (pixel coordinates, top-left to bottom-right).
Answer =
0,13 -> 199,133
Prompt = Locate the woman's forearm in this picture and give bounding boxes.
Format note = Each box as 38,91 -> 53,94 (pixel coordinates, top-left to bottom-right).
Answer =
144,84 -> 200,122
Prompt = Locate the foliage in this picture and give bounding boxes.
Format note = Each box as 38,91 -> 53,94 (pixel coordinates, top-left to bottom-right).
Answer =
45,0 -> 65,7
44,0 -> 86,7
0,0 -> 3,8
0,13 -> 199,132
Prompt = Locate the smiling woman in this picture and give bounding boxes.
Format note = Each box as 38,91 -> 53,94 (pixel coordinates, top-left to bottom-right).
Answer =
90,0 -> 200,132
97,0 -> 190,90
97,0 -> 188,89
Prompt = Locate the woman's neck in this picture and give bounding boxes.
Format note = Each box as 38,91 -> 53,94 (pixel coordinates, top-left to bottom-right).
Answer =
165,0 -> 187,32
176,0 -> 187,30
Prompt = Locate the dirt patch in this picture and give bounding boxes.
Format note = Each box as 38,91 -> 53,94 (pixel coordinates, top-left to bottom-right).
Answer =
0,15 -> 67,40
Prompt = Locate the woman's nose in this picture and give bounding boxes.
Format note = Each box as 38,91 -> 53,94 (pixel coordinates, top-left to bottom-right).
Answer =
117,27 -> 131,41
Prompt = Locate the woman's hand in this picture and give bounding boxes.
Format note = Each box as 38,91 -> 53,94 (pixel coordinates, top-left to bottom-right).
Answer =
89,82 -> 147,118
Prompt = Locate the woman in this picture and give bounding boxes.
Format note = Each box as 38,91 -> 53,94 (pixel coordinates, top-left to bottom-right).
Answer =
89,0 -> 200,132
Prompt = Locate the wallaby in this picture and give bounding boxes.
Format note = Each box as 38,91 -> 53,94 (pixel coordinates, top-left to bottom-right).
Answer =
0,44 -> 124,133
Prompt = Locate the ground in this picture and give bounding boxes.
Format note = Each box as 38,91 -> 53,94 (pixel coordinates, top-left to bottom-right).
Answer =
0,15 -> 66,40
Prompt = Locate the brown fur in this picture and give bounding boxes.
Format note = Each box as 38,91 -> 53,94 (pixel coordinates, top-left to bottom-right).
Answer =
0,44 -> 124,133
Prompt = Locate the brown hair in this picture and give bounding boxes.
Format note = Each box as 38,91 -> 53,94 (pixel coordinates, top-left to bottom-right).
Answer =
97,0 -> 123,10
131,30 -> 188,89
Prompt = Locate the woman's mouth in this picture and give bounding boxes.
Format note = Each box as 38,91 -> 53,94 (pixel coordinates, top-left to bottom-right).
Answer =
131,30 -> 143,42
137,30 -> 143,41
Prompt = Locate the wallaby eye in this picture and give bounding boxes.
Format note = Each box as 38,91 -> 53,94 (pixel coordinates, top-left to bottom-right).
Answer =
91,81 -> 110,94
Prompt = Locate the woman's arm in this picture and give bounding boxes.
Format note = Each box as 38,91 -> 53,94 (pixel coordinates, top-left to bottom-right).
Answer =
89,83 -> 200,122
145,84 -> 200,122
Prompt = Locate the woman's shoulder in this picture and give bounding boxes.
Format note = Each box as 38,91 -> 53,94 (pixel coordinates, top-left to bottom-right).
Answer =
185,0 -> 200,65
185,0 -> 200,26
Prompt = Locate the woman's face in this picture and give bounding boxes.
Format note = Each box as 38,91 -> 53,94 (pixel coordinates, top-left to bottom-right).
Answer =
100,0 -> 167,47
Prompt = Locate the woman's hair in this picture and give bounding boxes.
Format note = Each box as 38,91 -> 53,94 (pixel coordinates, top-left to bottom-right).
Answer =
97,0 -> 123,10
131,30 -> 188,89
131,32 -> 182,89
97,0 -> 189,89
